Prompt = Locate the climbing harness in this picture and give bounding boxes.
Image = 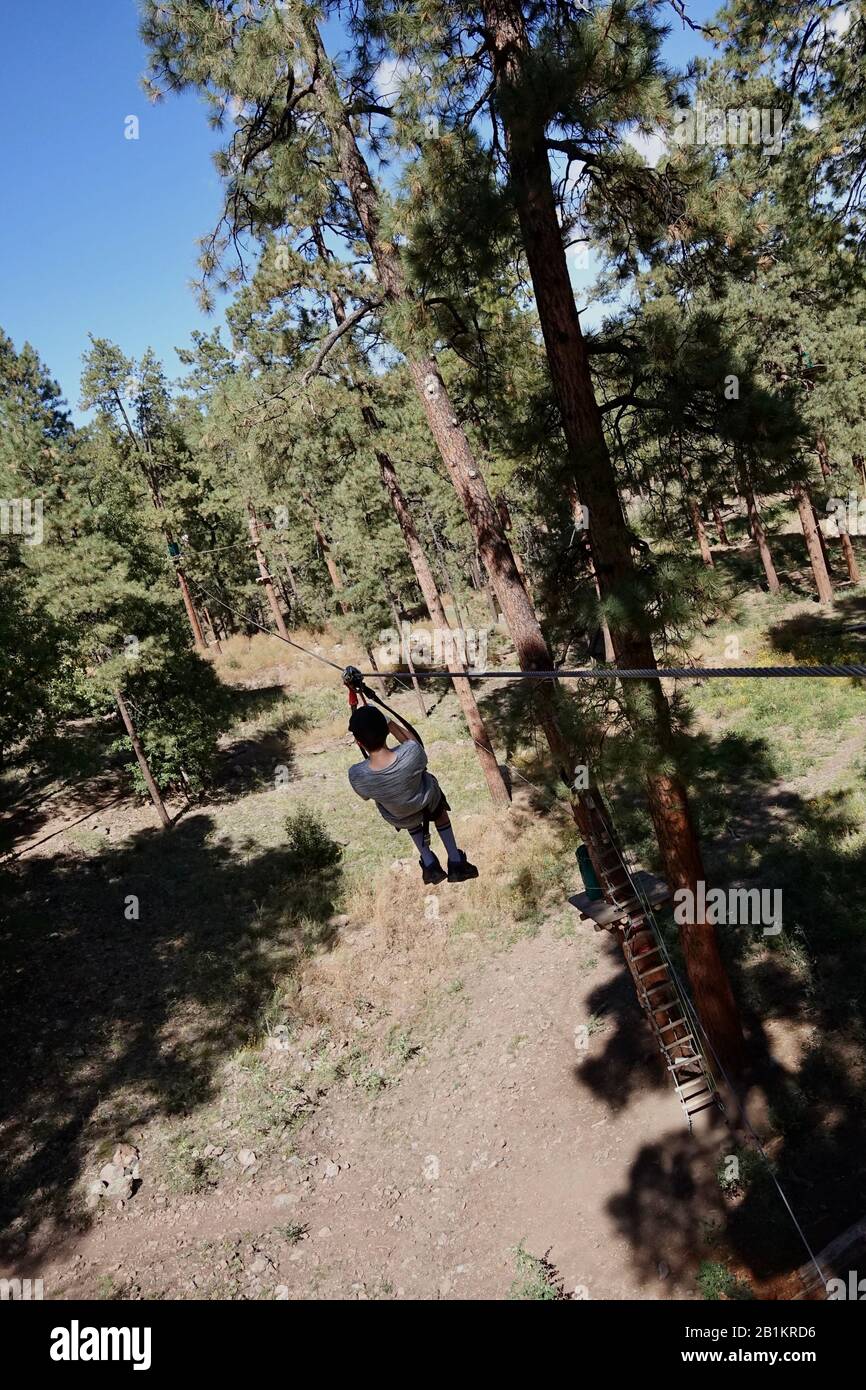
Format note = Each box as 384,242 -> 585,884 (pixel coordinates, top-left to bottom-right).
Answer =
342,665 -> 424,745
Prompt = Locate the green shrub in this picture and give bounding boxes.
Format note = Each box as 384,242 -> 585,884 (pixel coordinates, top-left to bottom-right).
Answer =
697,1260 -> 753,1301
114,649 -> 235,794
507,1241 -> 564,1300
284,806 -> 343,874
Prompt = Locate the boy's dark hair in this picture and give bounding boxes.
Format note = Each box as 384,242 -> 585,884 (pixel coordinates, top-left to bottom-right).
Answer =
349,705 -> 389,751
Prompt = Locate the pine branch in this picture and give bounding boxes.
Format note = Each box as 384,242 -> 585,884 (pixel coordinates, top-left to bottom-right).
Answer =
666,0 -> 722,39
301,298 -> 384,383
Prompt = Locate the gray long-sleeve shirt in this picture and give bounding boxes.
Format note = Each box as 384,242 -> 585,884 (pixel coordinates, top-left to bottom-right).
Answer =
348,739 -> 441,830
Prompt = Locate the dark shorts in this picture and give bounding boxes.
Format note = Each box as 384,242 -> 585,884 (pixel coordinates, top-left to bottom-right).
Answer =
405,789 -> 450,835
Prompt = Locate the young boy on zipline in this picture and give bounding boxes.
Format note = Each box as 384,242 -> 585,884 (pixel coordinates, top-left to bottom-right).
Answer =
347,703 -> 478,885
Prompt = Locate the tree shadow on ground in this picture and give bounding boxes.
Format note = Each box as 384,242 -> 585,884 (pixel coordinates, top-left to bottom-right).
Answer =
575,934 -> 671,1113
709,529 -> 863,605
0,718 -> 129,854
767,592 -> 866,666
0,811 -> 343,1263
207,687 -> 305,803
582,723 -> 866,1291
606,1127 -> 735,1294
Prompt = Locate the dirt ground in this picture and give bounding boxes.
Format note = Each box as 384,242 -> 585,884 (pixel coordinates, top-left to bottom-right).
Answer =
14,912 -> 731,1301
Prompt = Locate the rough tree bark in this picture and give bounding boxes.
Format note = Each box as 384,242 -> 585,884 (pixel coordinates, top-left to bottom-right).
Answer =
297,12 -> 591,838
174,558 -> 207,653
688,497 -> 715,569
114,687 -> 170,827
838,523 -> 862,586
312,223 -> 509,802
742,482 -> 781,594
794,483 -> 834,604
248,503 -> 290,641
478,0 -> 744,1073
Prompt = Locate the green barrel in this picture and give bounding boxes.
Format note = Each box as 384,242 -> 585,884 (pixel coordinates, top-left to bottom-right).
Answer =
576,844 -> 603,901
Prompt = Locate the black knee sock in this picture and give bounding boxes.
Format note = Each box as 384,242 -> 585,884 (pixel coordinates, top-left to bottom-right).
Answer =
409,827 -> 437,867
436,820 -> 461,862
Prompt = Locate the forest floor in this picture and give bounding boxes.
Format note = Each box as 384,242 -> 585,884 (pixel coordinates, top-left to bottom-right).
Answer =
2,533 -> 866,1300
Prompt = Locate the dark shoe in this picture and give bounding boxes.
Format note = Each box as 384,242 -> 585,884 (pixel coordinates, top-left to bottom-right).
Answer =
447,851 -> 479,883
421,855 -> 446,885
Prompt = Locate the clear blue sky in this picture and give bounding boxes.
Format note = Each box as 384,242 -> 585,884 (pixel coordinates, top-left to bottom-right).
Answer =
0,0 -> 719,422
0,0 -> 240,422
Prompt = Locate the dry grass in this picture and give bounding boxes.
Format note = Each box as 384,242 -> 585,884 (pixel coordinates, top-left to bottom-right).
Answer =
214,627 -> 367,690
299,804 -> 572,1044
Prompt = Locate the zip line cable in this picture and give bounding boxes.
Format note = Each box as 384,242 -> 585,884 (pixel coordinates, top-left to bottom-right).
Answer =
182,588 -> 866,685
185,593 -> 865,811
359,665 -> 866,681
188,588 -> 570,804
191,582 -> 344,671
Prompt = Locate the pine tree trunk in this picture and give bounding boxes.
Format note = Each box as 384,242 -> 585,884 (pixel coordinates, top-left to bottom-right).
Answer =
424,507 -> 469,632
115,400 -> 206,653
114,688 -> 170,827
386,594 -> 428,722
497,494 -> 533,598
297,15 -> 583,802
688,497 -> 715,568
839,528 -> 862,585
817,438 -> 861,584
817,436 -> 833,479
712,505 -> 730,547
175,561 -> 207,653
812,499 -> 835,577
202,605 -> 222,653
591,565 -> 616,663
364,647 -> 388,698
314,233 -> 508,802
307,503 -> 349,616
743,485 -> 781,594
279,549 -> 301,604
476,0 -> 744,1074
247,504 -> 289,640
795,483 -> 834,603
378,451 -> 511,805
578,500 -> 615,662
